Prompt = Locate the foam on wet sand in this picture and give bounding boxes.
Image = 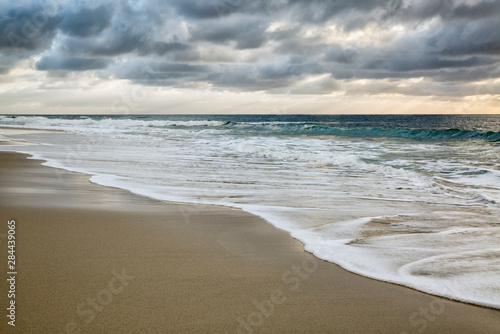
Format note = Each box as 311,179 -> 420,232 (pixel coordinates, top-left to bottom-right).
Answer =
1,151 -> 499,333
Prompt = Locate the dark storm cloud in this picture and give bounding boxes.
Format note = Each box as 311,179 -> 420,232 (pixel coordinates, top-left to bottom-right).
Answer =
427,18 -> 500,55
1,0 -> 500,96
36,56 -> 110,71
0,5 -> 61,50
361,55 -> 490,72
189,16 -> 269,49
432,65 -> 500,83
59,4 -> 112,37
323,45 -> 358,64
62,31 -> 144,56
108,59 -> 211,87
287,0 -> 386,20
59,33 -> 191,58
410,0 -> 500,21
284,0 -> 413,30
138,41 -> 190,56
172,0 -> 221,19
452,0 -> 500,19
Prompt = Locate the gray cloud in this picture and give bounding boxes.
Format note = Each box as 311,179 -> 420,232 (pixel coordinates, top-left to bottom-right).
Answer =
428,18 -> 500,55
0,0 -> 499,96
172,0 -> 221,19
361,55 -> 491,72
107,59 -> 211,87
190,15 -> 269,49
59,4 -> 112,37
36,56 -> 110,71
452,0 -> 500,19
0,5 -> 61,50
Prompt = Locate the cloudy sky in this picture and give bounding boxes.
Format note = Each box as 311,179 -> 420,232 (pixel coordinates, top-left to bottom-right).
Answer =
1,0 -> 499,114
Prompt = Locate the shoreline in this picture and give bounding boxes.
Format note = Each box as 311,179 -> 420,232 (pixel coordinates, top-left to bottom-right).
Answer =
1,151 -> 499,333
4,140 -> 499,311
0,125 -> 67,133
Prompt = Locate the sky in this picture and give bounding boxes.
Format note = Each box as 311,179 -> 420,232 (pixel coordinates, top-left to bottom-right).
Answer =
0,0 -> 499,114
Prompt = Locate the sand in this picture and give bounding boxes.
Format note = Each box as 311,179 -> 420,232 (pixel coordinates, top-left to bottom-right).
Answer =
0,151 -> 499,333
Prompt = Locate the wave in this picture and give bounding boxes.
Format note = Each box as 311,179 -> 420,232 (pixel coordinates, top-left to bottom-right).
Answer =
1,115 -> 500,142
0,115 -> 228,132
318,127 -> 500,142
228,123 -> 500,142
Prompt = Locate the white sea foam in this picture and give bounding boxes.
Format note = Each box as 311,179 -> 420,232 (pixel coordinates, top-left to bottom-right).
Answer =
1,115 -> 499,309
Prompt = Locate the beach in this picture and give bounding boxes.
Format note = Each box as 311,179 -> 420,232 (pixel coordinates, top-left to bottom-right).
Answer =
1,150 -> 499,333
1,0 -> 499,330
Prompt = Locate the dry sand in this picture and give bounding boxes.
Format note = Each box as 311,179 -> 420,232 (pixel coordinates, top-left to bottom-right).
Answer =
0,151 -> 499,333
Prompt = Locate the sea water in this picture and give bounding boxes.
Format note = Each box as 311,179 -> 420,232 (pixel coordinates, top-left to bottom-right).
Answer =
1,114 -> 499,308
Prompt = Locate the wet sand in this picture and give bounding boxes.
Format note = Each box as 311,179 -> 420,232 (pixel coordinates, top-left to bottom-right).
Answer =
0,151 -> 499,333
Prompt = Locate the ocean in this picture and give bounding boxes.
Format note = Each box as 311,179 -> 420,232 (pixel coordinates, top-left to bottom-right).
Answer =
1,114 -> 499,309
